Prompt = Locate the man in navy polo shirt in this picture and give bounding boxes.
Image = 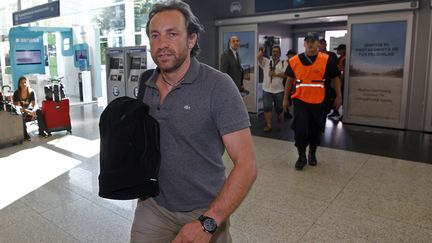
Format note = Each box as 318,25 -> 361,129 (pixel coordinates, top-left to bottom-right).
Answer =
130,1 -> 257,242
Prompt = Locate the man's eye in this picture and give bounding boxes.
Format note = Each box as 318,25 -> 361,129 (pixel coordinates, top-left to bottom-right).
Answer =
169,33 -> 177,37
150,34 -> 158,39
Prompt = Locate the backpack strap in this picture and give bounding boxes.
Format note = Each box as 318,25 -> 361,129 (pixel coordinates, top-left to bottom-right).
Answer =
137,69 -> 155,100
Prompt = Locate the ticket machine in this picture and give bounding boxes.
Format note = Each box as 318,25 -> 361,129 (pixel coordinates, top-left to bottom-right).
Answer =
106,48 -> 125,103
125,46 -> 147,98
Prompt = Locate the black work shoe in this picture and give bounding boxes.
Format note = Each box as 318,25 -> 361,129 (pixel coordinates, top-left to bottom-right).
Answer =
308,151 -> 317,166
328,109 -> 340,118
284,112 -> 293,119
295,156 -> 307,170
295,146 -> 307,170
24,134 -> 31,141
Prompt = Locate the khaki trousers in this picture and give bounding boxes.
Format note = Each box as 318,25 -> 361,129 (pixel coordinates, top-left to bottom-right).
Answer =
130,198 -> 231,243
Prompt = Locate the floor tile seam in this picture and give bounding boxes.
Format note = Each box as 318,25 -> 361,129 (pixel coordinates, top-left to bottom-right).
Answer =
20,187 -> 84,215
71,192 -> 135,222
308,154 -> 371,230
334,191 -> 432,214
41,142 -> 94,163
308,222 -> 374,242
338,174 -> 432,205
256,151 -> 295,170
331,203 -> 432,232
19,202 -> 83,242
38,196 -> 130,241
228,224 -> 260,240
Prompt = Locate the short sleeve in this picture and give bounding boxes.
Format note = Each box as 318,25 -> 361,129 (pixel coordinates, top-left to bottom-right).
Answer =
285,63 -> 295,79
325,58 -> 341,80
210,73 -> 250,136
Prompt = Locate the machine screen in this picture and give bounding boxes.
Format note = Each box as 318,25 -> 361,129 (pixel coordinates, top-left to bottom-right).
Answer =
130,58 -> 141,69
15,50 -> 42,65
75,49 -> 88,62
110,58 -> 120,69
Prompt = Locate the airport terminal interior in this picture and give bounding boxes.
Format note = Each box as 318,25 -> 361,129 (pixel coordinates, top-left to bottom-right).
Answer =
1,0 -> 432,242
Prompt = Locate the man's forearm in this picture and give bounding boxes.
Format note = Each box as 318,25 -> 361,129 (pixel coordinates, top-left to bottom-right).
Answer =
204,130 -> 257,225
284,77 -> 293,99
333,76 -> 342,98
204,159 -> 256,225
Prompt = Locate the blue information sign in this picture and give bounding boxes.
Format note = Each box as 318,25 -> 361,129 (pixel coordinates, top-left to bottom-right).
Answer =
13,1 -> 60,26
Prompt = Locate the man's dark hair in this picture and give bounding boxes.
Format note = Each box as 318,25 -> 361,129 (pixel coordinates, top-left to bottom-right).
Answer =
146,0 -> 204,57
272,46 -> 281,53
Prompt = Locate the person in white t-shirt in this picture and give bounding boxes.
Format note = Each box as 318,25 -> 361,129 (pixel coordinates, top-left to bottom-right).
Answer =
257,46 -> 287,132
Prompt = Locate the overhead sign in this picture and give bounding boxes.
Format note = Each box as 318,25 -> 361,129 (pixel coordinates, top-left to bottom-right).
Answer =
13,1 -> 60,26
255,0 -> 409,12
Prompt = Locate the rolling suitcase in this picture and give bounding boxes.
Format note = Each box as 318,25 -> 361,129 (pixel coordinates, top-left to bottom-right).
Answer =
0,111 -> 24,146
42,98 -> 72,134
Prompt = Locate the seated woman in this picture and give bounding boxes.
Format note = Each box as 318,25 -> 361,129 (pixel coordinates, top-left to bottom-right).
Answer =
13,76 -> 48,141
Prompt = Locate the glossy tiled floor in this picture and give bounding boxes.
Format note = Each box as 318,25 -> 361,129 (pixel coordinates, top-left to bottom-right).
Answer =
1,104 -> 432,242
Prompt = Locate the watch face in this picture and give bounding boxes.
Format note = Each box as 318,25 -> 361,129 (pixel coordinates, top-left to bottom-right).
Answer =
203,218 -> 217,231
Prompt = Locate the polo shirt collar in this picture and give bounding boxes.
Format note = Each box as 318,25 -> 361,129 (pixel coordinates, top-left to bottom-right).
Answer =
146,57 -> 200,88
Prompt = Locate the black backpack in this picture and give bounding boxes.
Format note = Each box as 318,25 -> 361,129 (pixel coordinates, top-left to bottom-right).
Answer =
98,72 -> 160,199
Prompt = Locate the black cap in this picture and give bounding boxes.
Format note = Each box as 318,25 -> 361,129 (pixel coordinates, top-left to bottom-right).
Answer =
304,32 -> 319,41
334,44 -> 346,50
286,49 -> 296,56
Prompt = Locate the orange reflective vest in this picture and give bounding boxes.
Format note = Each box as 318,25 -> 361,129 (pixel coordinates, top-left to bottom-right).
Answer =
289,52 -> 328,104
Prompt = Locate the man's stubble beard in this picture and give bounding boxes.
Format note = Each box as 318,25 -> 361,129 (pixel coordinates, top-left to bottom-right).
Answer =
153,47 -> 189,73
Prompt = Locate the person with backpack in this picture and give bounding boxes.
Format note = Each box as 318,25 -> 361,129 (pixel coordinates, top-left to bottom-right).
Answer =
130,1 -> 257,242
257,46 -> 287,132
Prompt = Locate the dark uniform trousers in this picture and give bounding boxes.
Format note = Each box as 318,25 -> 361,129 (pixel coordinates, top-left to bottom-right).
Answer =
292,98 -> 327,148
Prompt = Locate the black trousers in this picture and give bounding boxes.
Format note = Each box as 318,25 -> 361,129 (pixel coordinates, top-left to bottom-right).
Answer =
22,109 -> 46,135
291,99 -> 327,148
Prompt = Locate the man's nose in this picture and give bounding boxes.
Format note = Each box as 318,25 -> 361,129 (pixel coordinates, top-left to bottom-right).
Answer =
158,34 -> 170,48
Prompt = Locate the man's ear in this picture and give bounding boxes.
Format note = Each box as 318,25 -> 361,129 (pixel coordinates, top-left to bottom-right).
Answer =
188,33 -> 197,49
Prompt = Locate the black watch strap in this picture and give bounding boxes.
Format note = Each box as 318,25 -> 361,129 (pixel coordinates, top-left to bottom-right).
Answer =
198,215 -> 218,234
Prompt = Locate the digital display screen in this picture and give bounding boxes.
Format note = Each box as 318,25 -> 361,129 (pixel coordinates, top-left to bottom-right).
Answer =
110,58 -> 120,69
75,49 -> 87,62
15,50 -> 42,65
130,58 -> 141,69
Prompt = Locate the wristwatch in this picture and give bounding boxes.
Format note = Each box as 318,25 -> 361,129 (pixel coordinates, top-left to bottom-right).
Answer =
198,215 -> 218,234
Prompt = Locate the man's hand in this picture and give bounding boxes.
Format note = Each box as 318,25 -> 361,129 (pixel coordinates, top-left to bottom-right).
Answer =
283,96 -> 291,112
269,70 -> 275,77
239,85 -> 245,92
172,221 -> 211,243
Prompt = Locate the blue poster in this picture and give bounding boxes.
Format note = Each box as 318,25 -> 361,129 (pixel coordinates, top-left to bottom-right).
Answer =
223,31 -> 256,112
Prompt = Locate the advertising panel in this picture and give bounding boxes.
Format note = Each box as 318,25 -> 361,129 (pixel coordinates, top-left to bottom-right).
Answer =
222,31 -> 257,112
347,21 -> 407,122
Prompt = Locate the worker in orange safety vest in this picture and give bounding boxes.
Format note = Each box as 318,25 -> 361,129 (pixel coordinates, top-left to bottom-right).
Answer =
283,32 -> 342,170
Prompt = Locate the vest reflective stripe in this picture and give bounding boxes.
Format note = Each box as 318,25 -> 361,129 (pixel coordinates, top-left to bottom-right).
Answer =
289,52 -> 328,104
295,84 -> 325,88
